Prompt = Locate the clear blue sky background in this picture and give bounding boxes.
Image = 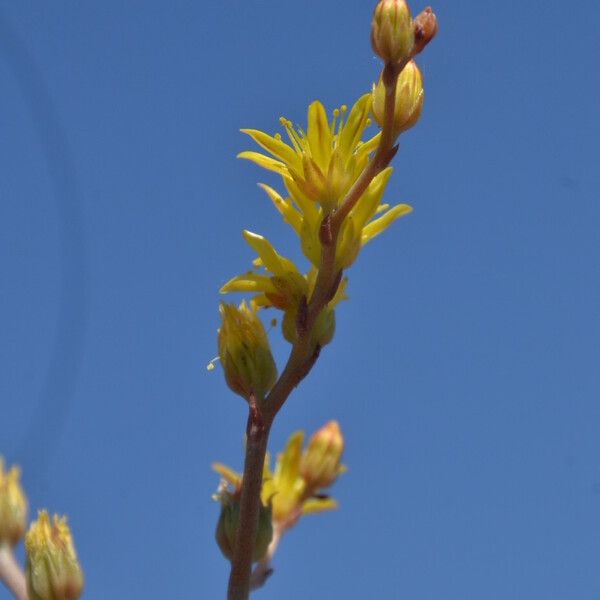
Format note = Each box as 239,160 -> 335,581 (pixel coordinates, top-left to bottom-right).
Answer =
1,1 -> 599,598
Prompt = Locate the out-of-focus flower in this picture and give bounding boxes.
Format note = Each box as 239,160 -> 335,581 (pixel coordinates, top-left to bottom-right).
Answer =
300,421 -> 345,490
215,490 -> 272,563
25,510 -> 83,600
0,457 -> 27,546
213,422 -> 345,535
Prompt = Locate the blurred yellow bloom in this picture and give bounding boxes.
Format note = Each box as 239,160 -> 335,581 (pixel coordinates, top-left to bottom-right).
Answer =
213,422 -> 345,531
25,510 -> 83,600
0,457 -> 27,546
215,491 -> 272,563
300,421 -> 345,490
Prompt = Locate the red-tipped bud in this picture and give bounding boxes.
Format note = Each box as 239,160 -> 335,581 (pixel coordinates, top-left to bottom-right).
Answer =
412,7 -> 438,55
300,421 -> 344,491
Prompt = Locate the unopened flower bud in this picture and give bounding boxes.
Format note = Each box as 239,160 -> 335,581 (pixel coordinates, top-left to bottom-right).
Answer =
218,301 -> 277,400
311,307 -> 335,349
215,491 -> 272,562
0,458 -> 27,546
372,60 -> 424,136
300,421 -> 344,491
25,511 -> 84,600
371,0 -> 414,65
412,7 -> 438,55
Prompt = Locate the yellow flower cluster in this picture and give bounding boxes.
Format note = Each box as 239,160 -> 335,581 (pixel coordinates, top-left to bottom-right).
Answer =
213,421 -> 344,532
218,96 -> 414,363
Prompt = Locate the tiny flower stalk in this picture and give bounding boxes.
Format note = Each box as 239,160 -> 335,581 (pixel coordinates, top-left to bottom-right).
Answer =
25,511 -> 83,600
0,458 -> 27,547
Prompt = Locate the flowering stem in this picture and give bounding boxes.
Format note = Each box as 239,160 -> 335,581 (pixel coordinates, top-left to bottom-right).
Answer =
0,544 -> 28,600
227,59 -> 404,599
227,395 -> 271,600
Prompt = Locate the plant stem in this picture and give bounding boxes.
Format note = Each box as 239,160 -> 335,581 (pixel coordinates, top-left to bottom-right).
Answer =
226,59 -> 402,599
0,544 -> 28,600
227,396 -> 270,600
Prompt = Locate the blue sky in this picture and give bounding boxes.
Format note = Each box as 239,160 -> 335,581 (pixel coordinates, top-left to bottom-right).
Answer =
1,1 -> 599,598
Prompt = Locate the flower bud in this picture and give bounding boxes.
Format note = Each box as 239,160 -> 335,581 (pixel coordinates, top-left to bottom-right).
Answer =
371,0 -> 414,65
218,301 -> 277,400
0,458 -> 27,546
300,421 -> 344,491
25,511 -> 84,600
412,7 -> 438,55
371,60 -> 423,136
215,491 -> 272,562
311,307 -> 335,349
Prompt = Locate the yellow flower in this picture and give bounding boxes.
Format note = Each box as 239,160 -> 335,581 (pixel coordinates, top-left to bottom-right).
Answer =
239,96 -> 378,212
237,96 -> 413,272
213,422 -> 344,531
0,457 -> 27,546
220,231 -> 347,344
218,300 -> 277,399
25,511 -> 83,600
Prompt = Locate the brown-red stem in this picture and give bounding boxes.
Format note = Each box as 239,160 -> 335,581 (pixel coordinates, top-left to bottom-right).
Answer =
226,59 -> 402,599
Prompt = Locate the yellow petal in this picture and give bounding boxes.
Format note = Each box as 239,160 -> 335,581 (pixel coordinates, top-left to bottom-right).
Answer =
259,184 -> 303,236
220,273 -> 277,294
242,231 -> 299,277
237,151 -> 288,175
356,132 -> 381,160
301,497 -> 339,515
338,94 -> 371,160
240,129 -> 300,170
275,431 -> 304,489
351,167 -> 393,230
212,463 -> 241,488
361,204 -> 413,244
306,101 -> 332,171
283,176 -> 320,229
